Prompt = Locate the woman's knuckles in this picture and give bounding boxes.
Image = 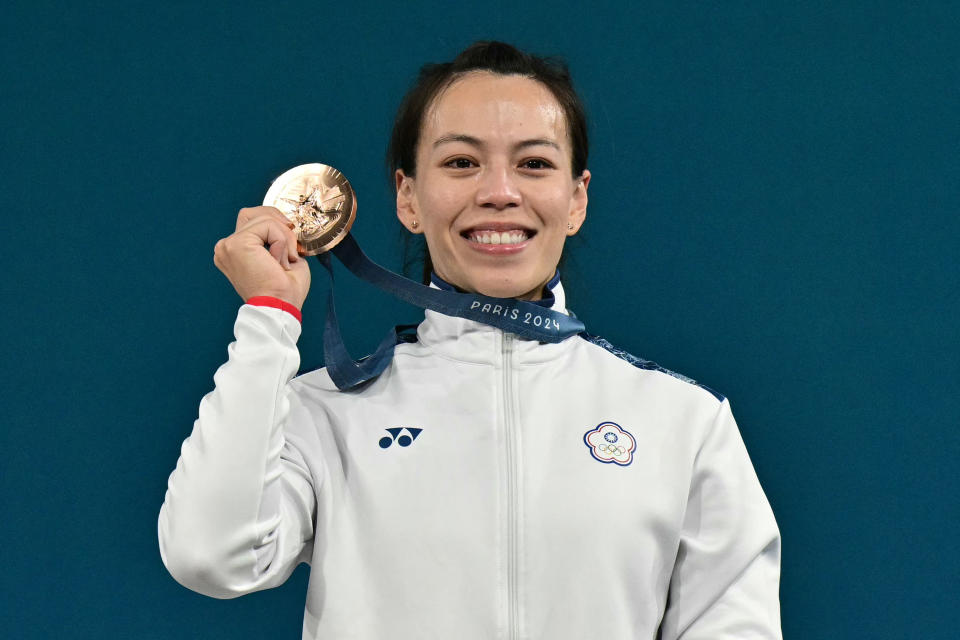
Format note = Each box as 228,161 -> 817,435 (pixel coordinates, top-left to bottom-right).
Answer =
215,211 -> 311,306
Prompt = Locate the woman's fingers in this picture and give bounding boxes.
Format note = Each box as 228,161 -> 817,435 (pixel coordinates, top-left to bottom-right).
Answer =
266,226 -> 292,270
236,207 -> 300,258
235,205 -> 293,233
235,210 -> 300,264
213,207 -> 312,307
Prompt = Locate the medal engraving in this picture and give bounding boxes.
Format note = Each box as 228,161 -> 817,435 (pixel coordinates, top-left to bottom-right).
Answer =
263,163 -> 357,255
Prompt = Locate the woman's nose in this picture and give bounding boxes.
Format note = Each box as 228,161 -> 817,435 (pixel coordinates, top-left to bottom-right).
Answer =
475,166 -> 521,209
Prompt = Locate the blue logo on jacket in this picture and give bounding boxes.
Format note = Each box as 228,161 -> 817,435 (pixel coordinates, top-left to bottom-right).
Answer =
379,428 -> 423,449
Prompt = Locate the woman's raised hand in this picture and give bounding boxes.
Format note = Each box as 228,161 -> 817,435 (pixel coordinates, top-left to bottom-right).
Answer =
213,206 -> 311,309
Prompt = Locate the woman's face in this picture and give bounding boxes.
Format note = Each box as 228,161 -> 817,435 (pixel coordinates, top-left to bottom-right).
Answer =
396,72 -> 589,300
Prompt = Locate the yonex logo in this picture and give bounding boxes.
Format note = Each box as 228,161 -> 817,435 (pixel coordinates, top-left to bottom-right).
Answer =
379,427 -> 423,449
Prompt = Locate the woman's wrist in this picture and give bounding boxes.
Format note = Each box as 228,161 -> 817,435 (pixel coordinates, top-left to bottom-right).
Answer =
245,296 -> 302,323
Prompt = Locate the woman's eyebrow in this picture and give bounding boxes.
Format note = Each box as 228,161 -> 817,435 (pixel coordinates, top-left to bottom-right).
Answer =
433,134 -> 483,149
514,138 -> 560,152
432,134 -> 560,151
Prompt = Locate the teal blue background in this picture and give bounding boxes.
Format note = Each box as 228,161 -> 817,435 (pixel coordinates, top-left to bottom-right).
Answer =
2,1 -> 957,637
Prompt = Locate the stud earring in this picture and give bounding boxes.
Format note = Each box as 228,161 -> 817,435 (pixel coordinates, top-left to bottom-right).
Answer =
567,222 -> 574,230
411,220 -> 419,229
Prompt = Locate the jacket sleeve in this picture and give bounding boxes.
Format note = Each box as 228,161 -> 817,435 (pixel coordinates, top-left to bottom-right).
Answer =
157,304 -> 318,599
659,398 -> 782,639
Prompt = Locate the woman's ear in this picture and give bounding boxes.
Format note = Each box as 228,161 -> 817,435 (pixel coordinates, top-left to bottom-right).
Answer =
396,170 -> 422,234
566,170 -> 590,235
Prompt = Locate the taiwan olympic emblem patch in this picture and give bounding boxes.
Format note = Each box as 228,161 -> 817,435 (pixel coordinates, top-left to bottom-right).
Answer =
583,422 -> 636,466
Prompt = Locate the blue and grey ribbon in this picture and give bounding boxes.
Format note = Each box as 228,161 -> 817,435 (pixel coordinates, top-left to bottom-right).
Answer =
317,233 -> 584,389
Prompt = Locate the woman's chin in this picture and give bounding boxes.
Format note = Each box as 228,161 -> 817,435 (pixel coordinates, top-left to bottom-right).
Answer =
473,280 -> 545,301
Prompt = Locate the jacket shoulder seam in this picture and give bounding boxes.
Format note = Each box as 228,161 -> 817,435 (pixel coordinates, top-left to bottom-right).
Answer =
578,332 -> 725,402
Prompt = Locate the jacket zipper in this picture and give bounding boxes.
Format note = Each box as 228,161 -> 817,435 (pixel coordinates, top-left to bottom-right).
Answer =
502,333 -> 519,639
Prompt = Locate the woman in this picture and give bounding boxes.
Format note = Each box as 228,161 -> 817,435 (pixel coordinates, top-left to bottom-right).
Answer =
159,42 -> 782,639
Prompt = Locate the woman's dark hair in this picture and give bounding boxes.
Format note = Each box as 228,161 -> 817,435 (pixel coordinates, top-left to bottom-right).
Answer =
388,41 -> 589,284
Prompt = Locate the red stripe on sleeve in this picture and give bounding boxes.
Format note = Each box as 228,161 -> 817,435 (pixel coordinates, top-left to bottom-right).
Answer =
245,296 -> 303,323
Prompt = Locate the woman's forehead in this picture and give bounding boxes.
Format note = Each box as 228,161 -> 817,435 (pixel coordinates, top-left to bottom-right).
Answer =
421,72 -> 568,147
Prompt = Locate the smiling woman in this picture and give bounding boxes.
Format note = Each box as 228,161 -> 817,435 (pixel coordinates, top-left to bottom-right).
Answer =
158,41 -> 783,640
389,43 -> 590,290
395,72 -> 588,300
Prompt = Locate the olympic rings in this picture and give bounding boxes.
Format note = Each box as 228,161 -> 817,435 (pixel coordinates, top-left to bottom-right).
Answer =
598,444 -> 626,456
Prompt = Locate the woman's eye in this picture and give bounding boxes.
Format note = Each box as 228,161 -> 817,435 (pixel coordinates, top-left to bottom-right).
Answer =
446,158 -> 476,169
521,159 -> 552,170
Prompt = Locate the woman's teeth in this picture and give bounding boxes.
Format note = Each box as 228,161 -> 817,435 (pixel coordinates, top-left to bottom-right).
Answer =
468,230 -> 529,245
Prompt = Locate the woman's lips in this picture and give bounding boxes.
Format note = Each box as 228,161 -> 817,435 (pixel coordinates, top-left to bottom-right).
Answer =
463,229 -> 533,254
466,229 -> 529,245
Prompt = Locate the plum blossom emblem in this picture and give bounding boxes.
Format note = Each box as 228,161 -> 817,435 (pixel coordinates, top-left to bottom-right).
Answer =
583,421 -> 636,466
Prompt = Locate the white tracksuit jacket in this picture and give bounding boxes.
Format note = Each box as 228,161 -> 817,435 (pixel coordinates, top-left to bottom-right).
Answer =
158,281 -> 782,639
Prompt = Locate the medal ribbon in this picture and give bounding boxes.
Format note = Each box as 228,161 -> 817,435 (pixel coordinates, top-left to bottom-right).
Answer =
317,233 -> 585,389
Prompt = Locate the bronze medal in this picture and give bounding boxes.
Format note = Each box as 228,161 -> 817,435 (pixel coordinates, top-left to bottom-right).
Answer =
262,163 -> 357,255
